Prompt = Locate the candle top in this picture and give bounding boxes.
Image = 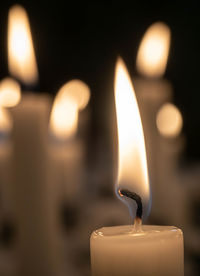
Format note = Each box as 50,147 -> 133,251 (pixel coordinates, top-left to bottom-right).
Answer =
92,225 -> 182,240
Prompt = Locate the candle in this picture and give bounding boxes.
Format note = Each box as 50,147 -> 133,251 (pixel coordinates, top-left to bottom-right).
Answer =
155,103 -> 185,224
0,78 -> 21,232
0,107 -> 13,215
133,22 -> 173,217
7,5 -> 63,276
48,79 -> 90,201
48,80 -> 90,273
90,58 -> 184,276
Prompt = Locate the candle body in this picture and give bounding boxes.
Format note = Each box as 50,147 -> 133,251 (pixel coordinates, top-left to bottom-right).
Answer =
154,135 -> 185,224
0,141 -> 13,215
91,225 -> 184,276
133,77 -> 172,186
133,78 -> 177,220
48,139 -> 84,201
10,93 -> 62,276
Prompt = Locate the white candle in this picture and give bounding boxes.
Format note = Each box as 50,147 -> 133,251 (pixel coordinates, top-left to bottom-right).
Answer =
48,80 -> 90,273
154,103 -> 185,222
7,5 -> 63,275
10,93 -> 64,276
48,79 -> 90,201
0,107 -> 13,215
91,225 -> 183,276
133,22 -> 177,219
90,58 -> 184,276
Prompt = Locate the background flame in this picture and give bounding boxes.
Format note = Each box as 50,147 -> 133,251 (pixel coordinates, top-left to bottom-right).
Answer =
114,58 -> 151,219
0,77 -> 21,107
156,103 -> 183,138
49,79 -> 90,140
58,80 -> 90,110
136,22 -> 171,78
8,5 -> 38,85
49,94 -> 78,141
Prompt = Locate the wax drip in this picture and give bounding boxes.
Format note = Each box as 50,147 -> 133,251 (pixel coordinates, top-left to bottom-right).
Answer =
119,189 -> 143,232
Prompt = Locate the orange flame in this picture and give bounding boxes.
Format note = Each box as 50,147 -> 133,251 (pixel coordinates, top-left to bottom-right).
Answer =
156,103 -> 183,138
114,58 -> 150,217
58,80 -> 90,110
8,5 -> 38,85
49,95 -> 78,141
0,77 -> 21,107
136,22 -> 171,78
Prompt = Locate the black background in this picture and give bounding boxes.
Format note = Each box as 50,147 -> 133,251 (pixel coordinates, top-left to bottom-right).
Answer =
0,0 -> 200,162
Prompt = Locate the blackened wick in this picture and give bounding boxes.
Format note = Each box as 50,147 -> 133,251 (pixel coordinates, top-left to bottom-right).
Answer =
120,189 -> 143,219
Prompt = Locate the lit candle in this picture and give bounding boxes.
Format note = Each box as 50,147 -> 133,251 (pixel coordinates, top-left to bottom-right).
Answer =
90,58 -> 184,276
49,79 -> 90,201
155,103 -> 185,224
0,77 -> 20,229
7,5 -> 62,276
134,22 -> 172,216
48,80 -> 90,273
0,106 -> 13,215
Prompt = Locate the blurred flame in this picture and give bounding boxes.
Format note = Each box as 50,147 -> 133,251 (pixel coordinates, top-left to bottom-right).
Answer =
0,77 -> 21,107
0,107 -> 13,134
8,5 -> 38,85
57,80 -> 90,110
136,22 -> 171,78
156,103 -> 183,138
49,94 -> 78,141
114,58 -> 150,218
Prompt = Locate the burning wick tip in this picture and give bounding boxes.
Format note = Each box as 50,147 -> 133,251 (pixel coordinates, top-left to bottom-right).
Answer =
119,189 -> 143,220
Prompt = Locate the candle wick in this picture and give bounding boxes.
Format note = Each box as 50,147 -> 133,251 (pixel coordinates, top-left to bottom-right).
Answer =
119,189 -> 143,228
133,217 -> 142,232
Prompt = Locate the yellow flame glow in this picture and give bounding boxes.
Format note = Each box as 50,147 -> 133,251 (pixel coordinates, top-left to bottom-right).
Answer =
57,80 -> 90,110
136,22 -> 171,78
0,77 -> 21,107
156,103 -> 183,138
0,107 -> 13,134
8,5 -> 38,85
114,58 -> 150,210
49,94 -> 78,140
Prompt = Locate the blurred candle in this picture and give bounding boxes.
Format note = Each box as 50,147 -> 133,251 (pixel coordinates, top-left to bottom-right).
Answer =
7,5 -> 62,276
90,58 -> 184,276
49,79 -> 90,201
155,103 -> 185,224
48,80 -> 90,272
0,77 -> 20,219
0,107 -> 13,215
134,22 -> 172,214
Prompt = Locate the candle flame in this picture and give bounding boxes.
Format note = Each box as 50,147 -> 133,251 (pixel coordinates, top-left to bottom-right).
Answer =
156,103 -> 183,138
49,94 -> 78,141
0,77 -> 21,107
0,107 -> 13,135
58,80 -> 90,110
114,58 -> 151,219
8,5 -> 38,85
136,22 -> 171,78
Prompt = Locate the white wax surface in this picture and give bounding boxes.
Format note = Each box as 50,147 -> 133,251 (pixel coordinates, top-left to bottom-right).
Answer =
91,225 -> 184,276
10,93 -> 62,276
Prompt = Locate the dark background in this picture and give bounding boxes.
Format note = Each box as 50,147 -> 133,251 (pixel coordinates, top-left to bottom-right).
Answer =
0,0 -> 200,162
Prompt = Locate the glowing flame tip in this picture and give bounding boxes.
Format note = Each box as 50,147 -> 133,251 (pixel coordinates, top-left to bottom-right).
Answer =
136,21 -> 171,78
8,4 -> 38,85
